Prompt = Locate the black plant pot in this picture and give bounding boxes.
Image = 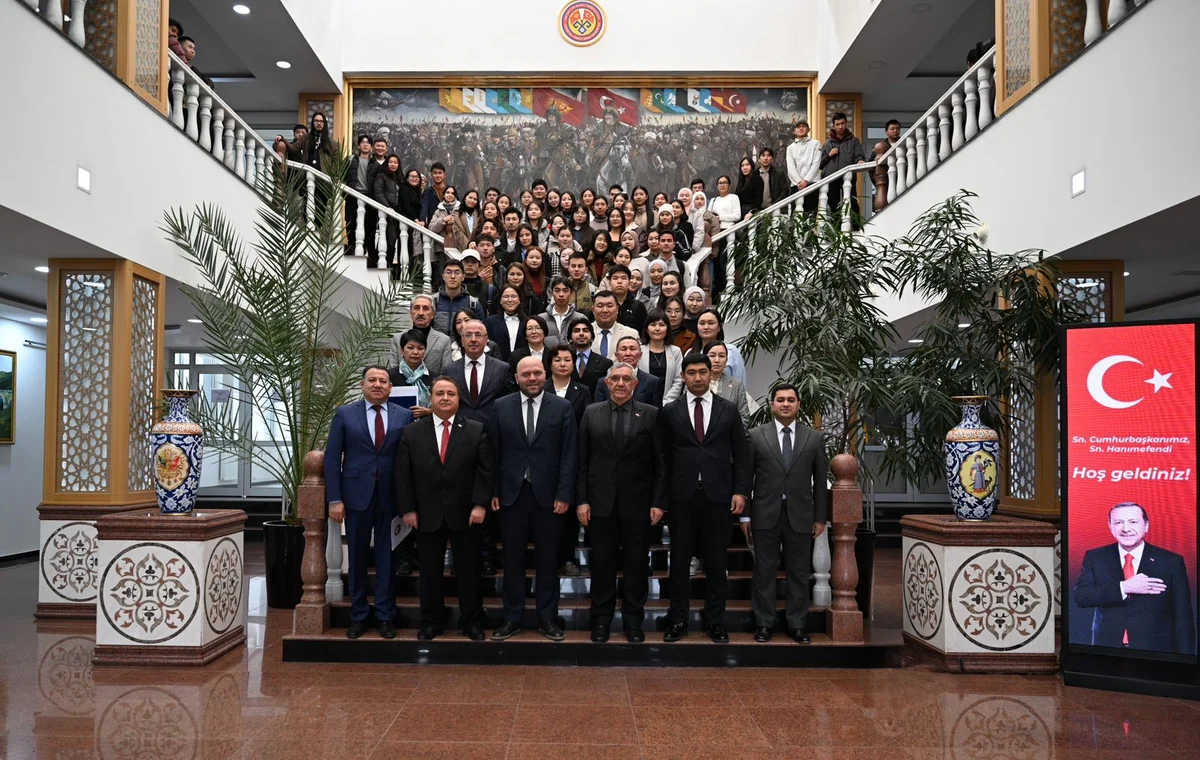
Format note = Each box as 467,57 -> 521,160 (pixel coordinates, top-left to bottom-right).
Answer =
855,527 -> 876,618
263,520 -> 305,609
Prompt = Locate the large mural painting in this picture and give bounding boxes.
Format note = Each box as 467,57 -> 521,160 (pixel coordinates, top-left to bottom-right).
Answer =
350,85 -> 809,194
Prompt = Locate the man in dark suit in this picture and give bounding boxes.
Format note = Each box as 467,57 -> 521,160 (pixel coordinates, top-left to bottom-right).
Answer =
324,366 -> 414,639
566,318 -> 612,396
659,352 -> 751,643
1073,502 -> 1195,655
395,376 -> 494,641
594,336 -> 663,407
487,356 -> 578,641
744,383 -> 828,644
577,362 -> 668,643
444,318 -> 510,576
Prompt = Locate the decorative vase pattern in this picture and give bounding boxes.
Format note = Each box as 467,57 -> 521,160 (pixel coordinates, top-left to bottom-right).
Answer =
944,395 -> 1000,521
150,390 -> 204,515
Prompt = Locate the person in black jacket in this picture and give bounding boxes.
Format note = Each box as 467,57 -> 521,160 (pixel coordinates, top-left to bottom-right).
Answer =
371,155 -> 404,271
566,318 -> 612,396
821,112 -> 868,229
398,169 -> 423,221
659,352 -> 752,643
734,156 -> 764,220
756,148 -> 792,211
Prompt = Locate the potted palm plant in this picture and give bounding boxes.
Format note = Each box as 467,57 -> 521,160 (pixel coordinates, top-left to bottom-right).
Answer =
163,153 -> 415,608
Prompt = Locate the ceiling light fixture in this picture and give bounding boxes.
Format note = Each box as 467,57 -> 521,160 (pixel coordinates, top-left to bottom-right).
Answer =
907,338 -> 924,344
187,318 -> 204,324
31,317 -> 48,324
232,4 -> 250,13
276,60 -> 292,69
1124,271 -> 1130,276
35,265 -> 50,273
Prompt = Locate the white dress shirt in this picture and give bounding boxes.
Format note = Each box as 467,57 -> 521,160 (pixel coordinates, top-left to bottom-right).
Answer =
433,414 -> 455,447
520,391 -> 544,432
364,398 -> 389,434
463,355 -> 486,390
1118,542 -> 1146,599
504,314 -> 521,351
685,389 -> 713,434
776,419 -> 795,453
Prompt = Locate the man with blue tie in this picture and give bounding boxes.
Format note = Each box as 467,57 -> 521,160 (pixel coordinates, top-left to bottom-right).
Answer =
324,365 -> 414,639
568,318 -> 612,396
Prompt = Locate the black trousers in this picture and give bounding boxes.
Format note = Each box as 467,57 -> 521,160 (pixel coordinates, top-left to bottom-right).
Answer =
668,486 -> 731,627
752,506 -> 813,630
590,510 -> 650,627
558,504 -> 582,566
383,219 -> 402,270
345,195 -> 380,261
416,522 -> 481,628
501,484 -> 565,623
345,485 -> 395,623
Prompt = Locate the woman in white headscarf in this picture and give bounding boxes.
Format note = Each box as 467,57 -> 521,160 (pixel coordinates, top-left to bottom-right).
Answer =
683,191 -> 720,291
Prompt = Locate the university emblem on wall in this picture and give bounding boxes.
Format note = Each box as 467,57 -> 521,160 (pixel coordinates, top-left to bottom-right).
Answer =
559,1 -> 605,47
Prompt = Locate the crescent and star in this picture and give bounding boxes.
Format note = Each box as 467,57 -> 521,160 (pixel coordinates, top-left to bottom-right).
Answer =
1086,355 -> 1173,410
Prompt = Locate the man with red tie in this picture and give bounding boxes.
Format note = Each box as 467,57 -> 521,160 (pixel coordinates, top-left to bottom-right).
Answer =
325,366 -> 414,639
395,377 -> 494,641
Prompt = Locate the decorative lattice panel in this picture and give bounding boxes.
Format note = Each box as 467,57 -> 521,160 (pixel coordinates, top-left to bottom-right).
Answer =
127,277 -> 158,493
306,99 -> 336,135
1007,386 -> 1036,499
1003,0 -> 1032,97
83,0 -> 118,72
1058,276 -> 1109,322
1050,0 -> 1087,73
133,0 -> 161,98
824,99 -> 855,135
58,273 -> 114,492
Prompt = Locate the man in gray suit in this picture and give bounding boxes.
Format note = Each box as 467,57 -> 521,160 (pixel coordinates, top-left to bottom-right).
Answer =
743,382 -> 828,644
390,295 -> 453,376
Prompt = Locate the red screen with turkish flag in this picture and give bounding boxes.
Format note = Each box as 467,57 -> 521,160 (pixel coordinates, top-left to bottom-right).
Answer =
1065,322 -> 1198,657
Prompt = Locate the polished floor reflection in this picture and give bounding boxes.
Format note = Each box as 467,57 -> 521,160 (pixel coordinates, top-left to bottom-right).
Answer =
3,548 -> 1199,759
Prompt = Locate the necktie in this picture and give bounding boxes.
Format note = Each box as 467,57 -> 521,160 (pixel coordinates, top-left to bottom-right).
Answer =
1122,553 -> 1135,646
612,405 -> 624,455
439,420 -> 450,463
600,329 -> 610,357
372,404 -> 384,451
577,354 -> 585,377
526,397 -> 536,438
469,361 -> 479,403
693,397 -> 705,443
782,426 -> 793,465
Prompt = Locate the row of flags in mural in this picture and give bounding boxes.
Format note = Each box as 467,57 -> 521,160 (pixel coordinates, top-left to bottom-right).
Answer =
437,87 -> 749,126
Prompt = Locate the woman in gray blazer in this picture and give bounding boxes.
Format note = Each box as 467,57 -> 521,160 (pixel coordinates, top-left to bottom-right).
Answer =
704,340 -> 750,424
639,308 -> 685,406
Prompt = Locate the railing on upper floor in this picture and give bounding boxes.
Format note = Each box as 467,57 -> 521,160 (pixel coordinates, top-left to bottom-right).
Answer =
22,0 -> 87,46
164,51 -> 442,293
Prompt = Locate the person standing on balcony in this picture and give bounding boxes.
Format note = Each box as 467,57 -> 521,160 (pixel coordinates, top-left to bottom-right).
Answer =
168,19 -> 185,58
371,154 -> 405,272
820,112 -> 867,228
756,148 -> 791,212
419,163 -> 448,226
786,121 -> 822,215
303,112 -> 338,171
363,138 -> 389,262
873,120 -> 903,210
346,135 -> 373,261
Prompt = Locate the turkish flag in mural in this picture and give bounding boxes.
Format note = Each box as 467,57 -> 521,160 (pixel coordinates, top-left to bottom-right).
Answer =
533,88 -> 586,127
707,89 -> 747,114
1064,322 -> 1198,652
587,88 -> 640,126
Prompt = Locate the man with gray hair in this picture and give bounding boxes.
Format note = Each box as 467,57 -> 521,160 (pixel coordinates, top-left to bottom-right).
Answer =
575,361 -> 667,643
390,295 -> 453,376
594,335 -> 664,407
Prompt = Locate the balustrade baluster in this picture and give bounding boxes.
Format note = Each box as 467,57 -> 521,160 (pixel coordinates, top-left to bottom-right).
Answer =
816,184 -> 829,226
1107,0 -> 1129,26
925,115 -> 940,171
253,147 -> 265,188
325,517 -> 344,601
42,0 -> 62,29
812,522 -> 832,607
1085,0 -> 1103,44
977,62 -> 994,129
914,127 -> 927,179
169,65 -> 185,129
886,154 -> 898,203
904,137 -> 917,188
223,116 -> 235,170
964,77 -> 979,142
23,0 -> 36,10
234,126 -> 247,178
951,90 -> 966,151
421,237 -> 433,293
210,106 -> 225,161
295,451 -> 330,635
354,198 -> 366,258
67,0 -> 86,46
938,104 -> 952,161
184,82 -> 199,141
198,95 -> 212,151
840,173 -> 854,234
377,213 -> 387,265
399,220 -> 411,271
306,173 -> 316,228
895,146 -> 907,196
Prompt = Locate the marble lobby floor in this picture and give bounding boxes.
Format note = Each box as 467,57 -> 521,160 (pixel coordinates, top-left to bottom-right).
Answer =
2,548 -> 1199,759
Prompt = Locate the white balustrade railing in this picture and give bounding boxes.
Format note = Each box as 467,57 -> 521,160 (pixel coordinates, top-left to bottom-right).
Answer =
29,0 -> 88,48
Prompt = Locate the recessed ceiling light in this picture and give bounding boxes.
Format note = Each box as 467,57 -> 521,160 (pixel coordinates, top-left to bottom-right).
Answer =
77,166 -> 91,194
1073,280 -> 1100,289
911,2 -> 933,12
1123,271 -> 1130,276
35,265 -> 50,273
31,317 -> 48,324
276,60 -> 291,69
957,323 -> 971,328
232,4 -> 250,14
187,318 -> 204,324
868,60 -> 887,70
907,338 -> 924,344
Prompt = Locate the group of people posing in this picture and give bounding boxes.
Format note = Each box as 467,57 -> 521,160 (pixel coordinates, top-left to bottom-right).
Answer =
323,291 -> 830,645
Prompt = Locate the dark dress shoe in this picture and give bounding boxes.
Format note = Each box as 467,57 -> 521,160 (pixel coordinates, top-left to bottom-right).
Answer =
346,621 -> 366,639
395,559 -> 414,576
379,620 -> 397,639
591,623 -> 610,643
562,561 -> 582,577
417,625 -> 438,641
492,621 -> 522,640
625,626 -> 645,643
754,626 -> 772,643
481,559 -> 498,576
663,621 -> 688,642
788,628 -> 811,644
707,624 -> 729,643
463,624 -> 485,641
538,619 -> 566,641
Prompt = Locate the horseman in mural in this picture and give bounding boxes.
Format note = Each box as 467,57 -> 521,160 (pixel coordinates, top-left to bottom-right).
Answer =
532,108 -> 582,189
589,107 -> 633,191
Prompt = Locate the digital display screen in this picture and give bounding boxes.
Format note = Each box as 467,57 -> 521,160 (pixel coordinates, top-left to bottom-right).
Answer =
1064,322 -> 1198,660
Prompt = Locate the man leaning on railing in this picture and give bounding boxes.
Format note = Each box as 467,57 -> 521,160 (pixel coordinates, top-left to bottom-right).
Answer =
820,112 -> 867,229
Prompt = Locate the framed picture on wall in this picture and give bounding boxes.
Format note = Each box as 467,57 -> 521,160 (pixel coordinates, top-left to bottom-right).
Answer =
0,350 -> 14,444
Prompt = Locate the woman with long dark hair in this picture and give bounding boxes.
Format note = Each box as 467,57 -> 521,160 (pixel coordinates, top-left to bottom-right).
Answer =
695,307 -> 746,382
735,156 -> 763,220
484,285 -> 528,361
606,206 -> 626,247
371,154 -> 403,270
546,188 -> 562,216
588,233 -> 613,284
459,189 -> 481,240
569,205 -> 594,248
664,296 -> 698,354
641,308 -> 683,405
631,185 -> 651,229
502,261 -> 545,315
398,168 -> 422,221
523,247 -> 548,301
560,191 -> 576,215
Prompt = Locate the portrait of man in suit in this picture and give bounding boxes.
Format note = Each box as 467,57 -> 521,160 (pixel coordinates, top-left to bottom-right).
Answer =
323,366 -> 414,640
594,336 -> 663,407
395,376 -> 494,642
566,317 -> 613,396
744,382 -> 828,644
1072,502 -> 1196,655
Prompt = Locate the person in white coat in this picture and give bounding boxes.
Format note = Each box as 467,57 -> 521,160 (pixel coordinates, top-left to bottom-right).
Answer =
786,120 -> 822,214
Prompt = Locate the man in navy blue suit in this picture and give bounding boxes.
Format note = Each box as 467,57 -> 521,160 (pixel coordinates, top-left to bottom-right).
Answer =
1073,502 -> 1195,655
324,365 -> 414,639
487,356 -> 578,641
594,336 -> 664,407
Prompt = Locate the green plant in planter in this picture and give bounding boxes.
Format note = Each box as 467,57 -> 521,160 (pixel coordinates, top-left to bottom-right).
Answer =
722,190 -> 1089,489
162,152 -> 415,521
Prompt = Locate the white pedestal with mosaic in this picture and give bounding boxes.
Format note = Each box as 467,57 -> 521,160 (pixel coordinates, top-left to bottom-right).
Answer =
900,514 -> 1058,673
93,510 -> 247,666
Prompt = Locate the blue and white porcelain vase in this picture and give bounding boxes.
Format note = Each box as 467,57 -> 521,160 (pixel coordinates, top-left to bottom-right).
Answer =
150,389 -> 204,515
944,395 -> 1000,521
